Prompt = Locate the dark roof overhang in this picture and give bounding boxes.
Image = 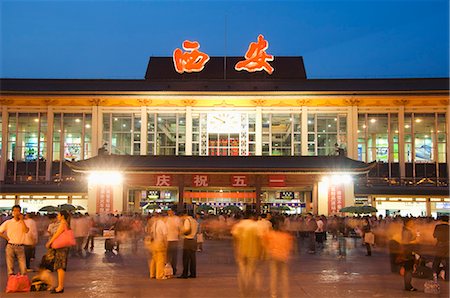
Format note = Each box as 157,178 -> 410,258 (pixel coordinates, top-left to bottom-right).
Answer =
66,155 -> 376,175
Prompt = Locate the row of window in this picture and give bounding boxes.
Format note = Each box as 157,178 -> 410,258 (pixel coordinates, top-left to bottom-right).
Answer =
1,112 -> 447,168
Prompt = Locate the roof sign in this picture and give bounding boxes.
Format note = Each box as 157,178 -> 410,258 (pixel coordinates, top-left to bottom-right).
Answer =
173,40 -> 210,74
235,34 -> 274,74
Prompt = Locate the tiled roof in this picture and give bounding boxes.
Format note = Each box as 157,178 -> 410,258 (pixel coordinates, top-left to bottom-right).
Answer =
67,155 -> 376,174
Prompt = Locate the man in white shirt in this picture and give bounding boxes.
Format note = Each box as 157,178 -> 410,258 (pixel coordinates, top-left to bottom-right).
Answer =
165,209 -> 181,275
23,213 -> 38,271
0,205 -> 30,275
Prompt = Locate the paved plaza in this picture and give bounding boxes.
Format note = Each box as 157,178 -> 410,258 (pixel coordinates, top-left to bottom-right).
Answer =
1,236 -> 448,297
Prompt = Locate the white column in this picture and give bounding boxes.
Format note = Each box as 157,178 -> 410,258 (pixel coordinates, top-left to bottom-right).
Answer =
0,106 -> 8,182
301,106 -> 308,155
347,106 -> 359,160
45,107 -> 54,181
398,107 -> 405,179
255,107 -> 262,155
92,106 -> 100,156
185,106 -> 193,155
140,106 -> 147,155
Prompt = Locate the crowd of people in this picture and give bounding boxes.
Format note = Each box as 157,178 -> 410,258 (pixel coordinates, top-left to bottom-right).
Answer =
0,206 -> 448,295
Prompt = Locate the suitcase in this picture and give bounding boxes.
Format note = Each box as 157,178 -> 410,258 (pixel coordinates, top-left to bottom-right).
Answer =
105,238 -> 115,252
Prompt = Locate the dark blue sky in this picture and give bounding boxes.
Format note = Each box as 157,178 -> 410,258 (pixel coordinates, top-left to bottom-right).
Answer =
1,0 -> 448,79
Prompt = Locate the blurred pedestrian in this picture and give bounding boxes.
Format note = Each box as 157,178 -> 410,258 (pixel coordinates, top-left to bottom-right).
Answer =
400,218 -> 419,292
146,213 -> 168,280
362,218 -> 373,256
195,213 -> 204,252
264,223 -> 293,298
305,213 -> 317,254
84,214 -> 97,251
432,215 -> 449,281
24,213 -> 38,271
166,209 -> 181,275
0,205 -> 29,276
231,211 -> 264,298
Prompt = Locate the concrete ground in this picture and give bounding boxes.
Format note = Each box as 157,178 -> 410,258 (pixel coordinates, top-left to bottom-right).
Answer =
0,236 -> 448,298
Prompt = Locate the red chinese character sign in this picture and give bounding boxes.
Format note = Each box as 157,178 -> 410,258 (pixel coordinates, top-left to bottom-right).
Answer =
97,185 -> 113,214
192,175 -> 209,187
173,40 -> 210,74
269,175 -> 286,187
235,34 -> 274,74
231,175 -> 248,187
328,184 -> 345,214
155,175 -> 172,186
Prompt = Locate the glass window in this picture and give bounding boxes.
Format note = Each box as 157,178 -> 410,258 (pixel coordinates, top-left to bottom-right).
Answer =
148,113 -> 185,155
262,113 -> 298,156
404,113 -> 413,162
414,113 -> 435,163
192,114 -> 200,156
437,113 -> 446,162
308,113 -> 346,156
103,113 -> 140,155
7,112 -> 47,181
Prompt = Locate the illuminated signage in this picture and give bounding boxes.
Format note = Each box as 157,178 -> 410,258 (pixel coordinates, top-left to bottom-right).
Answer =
173,40 -> 210,74
235,34 -> 274,74
278,191 -> 294,200
172,35 -> 274,74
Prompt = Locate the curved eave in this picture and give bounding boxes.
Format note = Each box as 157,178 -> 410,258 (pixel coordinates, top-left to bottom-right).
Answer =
66,159 -> 376,175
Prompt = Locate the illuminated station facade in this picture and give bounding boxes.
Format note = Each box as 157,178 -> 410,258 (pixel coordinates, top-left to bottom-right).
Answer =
0,36 -> 449,217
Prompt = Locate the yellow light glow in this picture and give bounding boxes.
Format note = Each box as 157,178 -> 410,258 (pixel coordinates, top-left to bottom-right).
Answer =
321,174 -> 352,185
88,171 -> 123,185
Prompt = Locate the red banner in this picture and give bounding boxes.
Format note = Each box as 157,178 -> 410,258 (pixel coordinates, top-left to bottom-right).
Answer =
328,184 -> 345,215
97,185 -> 113,214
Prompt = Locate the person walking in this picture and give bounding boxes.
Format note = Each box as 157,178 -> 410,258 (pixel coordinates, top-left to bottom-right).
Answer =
362,218 -> 373,256
84,214 -> 97,252
46,210 -> 71,294
0,205 -> 30,276
400,218 -> 419,292
231,211 -> 265,298
178,211 -> 198,279
432,215 -> 449,281
305,213 -> 317,254
23,213 -> 38,271
264,224 -> 293,298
